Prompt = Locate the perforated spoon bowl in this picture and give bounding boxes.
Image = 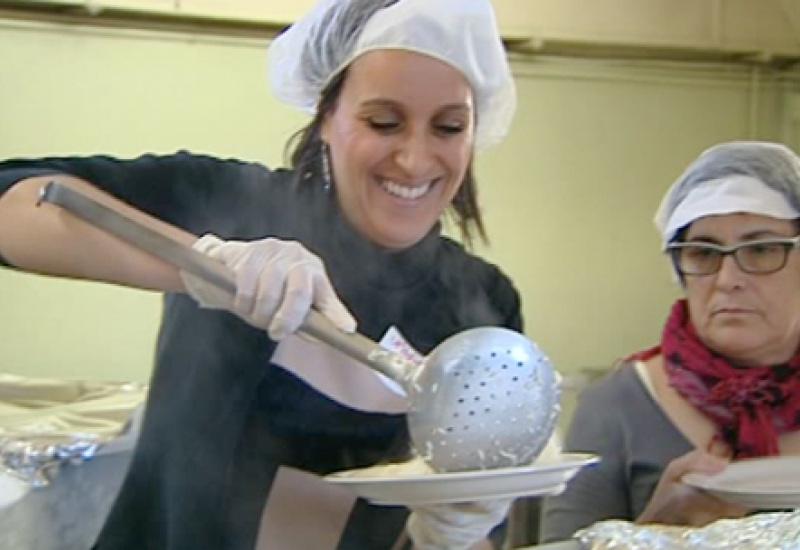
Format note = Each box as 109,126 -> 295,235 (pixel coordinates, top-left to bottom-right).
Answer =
409,326 -> 560,471
39,181 -> 560,472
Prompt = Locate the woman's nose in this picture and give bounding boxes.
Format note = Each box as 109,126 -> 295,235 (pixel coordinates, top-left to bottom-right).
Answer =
715,253 -> 747,287
394,130 -> 435,176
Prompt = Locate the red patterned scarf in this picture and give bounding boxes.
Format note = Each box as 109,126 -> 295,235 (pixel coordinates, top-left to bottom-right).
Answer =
629,300 -> 800,458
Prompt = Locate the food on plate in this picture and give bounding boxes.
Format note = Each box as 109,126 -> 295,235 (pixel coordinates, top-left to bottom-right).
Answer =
333,433 -> 563,479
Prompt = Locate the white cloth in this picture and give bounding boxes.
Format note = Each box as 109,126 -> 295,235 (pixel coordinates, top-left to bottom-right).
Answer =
655,174 -> 800,247
0,372 -> 145,445
267,0 -> 515,150
180,234 -> 356,340
271,334 -> 407,414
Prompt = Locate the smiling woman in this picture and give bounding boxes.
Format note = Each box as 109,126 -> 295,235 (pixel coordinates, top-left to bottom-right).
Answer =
0,0 -> 525,549
540,141 -> 800,543
321,50 -> 475,250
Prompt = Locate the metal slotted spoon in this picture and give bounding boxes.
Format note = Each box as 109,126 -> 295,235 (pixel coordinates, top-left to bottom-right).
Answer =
410,327 -> 560,471
38,181 -> 560,472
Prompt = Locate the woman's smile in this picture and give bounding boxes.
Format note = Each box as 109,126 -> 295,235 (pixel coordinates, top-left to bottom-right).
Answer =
378,178 -> 438,202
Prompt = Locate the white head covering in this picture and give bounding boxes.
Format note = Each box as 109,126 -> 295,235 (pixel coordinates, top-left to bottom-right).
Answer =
657,175 -> 800,247
267,0 -> 516,150
654,142 -> 800,248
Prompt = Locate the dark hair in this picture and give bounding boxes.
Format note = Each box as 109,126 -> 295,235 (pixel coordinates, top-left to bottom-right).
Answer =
284,70 -> 488,249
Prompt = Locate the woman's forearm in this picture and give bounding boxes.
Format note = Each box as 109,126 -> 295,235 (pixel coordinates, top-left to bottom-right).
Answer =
0,175 -> 193,292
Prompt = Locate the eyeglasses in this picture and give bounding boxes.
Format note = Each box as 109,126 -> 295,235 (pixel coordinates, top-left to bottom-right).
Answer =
666,235 -> 800,276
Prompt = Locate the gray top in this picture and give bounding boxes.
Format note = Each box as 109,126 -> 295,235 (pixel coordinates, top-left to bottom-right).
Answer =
539,362 -> 693,543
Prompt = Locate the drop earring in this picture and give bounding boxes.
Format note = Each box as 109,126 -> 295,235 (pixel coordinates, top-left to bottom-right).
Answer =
321,142 -> 332,193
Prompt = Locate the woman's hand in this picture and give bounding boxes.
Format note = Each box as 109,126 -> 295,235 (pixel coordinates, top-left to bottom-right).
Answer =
407,499 -> 512,550
180,234 -> 356,340
636,449 -> 749,527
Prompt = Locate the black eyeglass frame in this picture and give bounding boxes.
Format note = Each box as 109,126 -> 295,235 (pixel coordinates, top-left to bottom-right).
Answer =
666,235 -> 800,276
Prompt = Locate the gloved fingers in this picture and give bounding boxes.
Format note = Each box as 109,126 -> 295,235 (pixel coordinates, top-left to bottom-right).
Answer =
311,268 -> 357,334
266,264 -> 315,340
180,270 -> 235,309
447,499 -> 513,526
407,510 -> 476,550
192,233 -> 226,255
407,499 -> 514,550
181,236 -> 353,340
251,242 -> 319,336
267,249 -> 355,340
235,280 -> 283,331
180,234 -> 235,309
231,251 -> 283,329
415,500 -> 511,529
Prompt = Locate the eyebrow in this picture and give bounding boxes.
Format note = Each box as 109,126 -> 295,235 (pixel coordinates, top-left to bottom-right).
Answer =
359,98 -> 472,113
686,229 -> 793,243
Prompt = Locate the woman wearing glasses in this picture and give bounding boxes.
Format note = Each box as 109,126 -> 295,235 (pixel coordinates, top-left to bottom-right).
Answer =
540,141 -> 800,542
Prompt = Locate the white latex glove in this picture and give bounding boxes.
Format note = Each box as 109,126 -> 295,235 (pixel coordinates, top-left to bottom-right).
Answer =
407,499 -> 513,550
180,234 -> 357,340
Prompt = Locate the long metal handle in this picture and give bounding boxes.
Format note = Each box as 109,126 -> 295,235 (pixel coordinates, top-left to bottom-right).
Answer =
37,181 -> 409,382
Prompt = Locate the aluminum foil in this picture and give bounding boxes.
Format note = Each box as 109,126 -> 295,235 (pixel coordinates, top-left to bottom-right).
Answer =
0,434 -> 109,487
575,511 -> 800,549
0,376 -> 146,488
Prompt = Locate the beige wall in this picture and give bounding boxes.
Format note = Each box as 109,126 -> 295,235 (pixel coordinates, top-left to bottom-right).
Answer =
1,19 -> 798,385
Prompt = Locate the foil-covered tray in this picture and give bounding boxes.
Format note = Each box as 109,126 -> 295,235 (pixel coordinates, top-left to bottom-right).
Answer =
0,373 -> 146,489
576,511 -> 800,549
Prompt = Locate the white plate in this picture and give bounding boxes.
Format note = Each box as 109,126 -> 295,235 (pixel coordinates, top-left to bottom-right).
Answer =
324,453 -> 599,506
683,456 -> 800,509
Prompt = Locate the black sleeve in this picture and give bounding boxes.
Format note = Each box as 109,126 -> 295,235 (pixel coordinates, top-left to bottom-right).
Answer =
0,151 -> 288,240
0,168 -> 64,192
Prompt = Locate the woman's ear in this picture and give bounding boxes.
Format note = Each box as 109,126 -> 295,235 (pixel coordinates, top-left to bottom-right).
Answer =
319,106 -> 336,145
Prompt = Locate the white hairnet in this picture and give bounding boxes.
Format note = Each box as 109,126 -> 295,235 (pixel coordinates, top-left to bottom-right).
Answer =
267,0 -> 516,150
654,141 -> 800,247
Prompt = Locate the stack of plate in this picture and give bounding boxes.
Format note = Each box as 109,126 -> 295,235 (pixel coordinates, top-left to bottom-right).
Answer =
683,456 -> 800,509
